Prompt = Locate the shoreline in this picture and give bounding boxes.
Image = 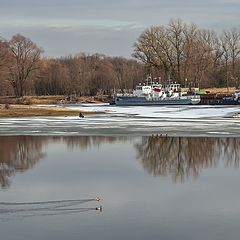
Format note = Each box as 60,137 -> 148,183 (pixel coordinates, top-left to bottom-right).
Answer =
0,104 -> 97,118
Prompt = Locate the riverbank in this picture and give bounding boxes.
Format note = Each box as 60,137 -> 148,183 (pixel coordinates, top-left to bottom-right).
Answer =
0,95 -> 110,105
0,104 -> 95,118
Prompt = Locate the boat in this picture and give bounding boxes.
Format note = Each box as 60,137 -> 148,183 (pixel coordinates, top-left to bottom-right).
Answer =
112,77 -> 201,106
212,90 -> 240,105
200,90 -> 240,105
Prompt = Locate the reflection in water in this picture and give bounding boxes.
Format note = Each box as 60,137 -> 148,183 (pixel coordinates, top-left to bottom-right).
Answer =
0,136 -> 48,188
135,136 -> 240,182
63,136 -> 128,150
0,136 -> 127,189
1,136 -> 240,188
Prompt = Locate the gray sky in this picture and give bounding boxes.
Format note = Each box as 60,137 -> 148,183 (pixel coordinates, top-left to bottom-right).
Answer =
0,0 -> 239,58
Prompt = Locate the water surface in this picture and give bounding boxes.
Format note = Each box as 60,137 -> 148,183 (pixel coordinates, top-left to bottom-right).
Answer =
0,136 -> 240,240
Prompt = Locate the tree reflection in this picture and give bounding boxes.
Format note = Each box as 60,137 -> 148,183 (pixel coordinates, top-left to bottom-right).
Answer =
0,136 -> 128,189
135,136 -> 240,182
2,135 -> 239,188
0,136 -> 48,188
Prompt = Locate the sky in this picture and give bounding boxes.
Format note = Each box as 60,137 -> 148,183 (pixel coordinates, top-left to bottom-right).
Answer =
0,0 -> 239,58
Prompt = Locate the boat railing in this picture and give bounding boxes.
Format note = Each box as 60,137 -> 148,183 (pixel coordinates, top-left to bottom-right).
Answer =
182,95 -> 201,100
115,93 -> 134,97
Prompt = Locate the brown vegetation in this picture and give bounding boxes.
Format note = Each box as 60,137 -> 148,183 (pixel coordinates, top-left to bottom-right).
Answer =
0,95 -> 111,105
133,19 -> 240,88
202,87 -> 236,94
0,19 -> 240,98
0,104 -> 95,118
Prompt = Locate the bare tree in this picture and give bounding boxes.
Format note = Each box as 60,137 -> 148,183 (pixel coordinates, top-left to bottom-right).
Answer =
167,18 -> 186,83
133,26 -> 174,80
221,36 -> 231,90
222,29 -> 240,87
133,19 -> 229,87
0,38 -> 10,68
0,38 -> 12,95
35,59 -> 70,95
7,34 -> 43,97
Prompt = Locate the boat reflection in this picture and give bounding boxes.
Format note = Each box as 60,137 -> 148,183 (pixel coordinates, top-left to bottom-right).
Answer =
63,136 -> 128,150
135,136 -> 240,182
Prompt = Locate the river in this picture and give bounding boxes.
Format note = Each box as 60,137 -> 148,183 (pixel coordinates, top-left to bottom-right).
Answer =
0,105 -> 240,240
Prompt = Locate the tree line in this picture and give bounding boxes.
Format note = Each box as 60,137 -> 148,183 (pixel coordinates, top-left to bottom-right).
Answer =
133,19 -> 240,88
0,18 -> 240,97
0,35 -> 145,97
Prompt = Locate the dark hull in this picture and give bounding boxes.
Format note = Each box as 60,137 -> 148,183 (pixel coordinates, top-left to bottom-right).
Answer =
201,98 -> 240,105
114,96 -> 199,106
199,93 -> 240,105
212,100 -> 240,105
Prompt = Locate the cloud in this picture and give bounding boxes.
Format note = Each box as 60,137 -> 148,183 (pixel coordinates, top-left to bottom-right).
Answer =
0,0 -> 239,57
0,17 -> 142,31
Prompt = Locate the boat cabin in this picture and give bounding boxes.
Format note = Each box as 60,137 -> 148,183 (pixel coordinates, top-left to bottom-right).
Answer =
165,83 -> 181,92
234,90 -> 240,101
133,84 -> 152,97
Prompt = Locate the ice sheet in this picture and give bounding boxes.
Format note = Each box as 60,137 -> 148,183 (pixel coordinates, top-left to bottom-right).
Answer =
0,104 -> 240,136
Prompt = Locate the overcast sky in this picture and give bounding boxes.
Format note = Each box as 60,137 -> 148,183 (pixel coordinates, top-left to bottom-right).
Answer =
0,0 -> 239,58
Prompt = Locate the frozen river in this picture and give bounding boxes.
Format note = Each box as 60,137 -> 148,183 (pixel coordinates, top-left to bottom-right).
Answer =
1,105 -> 240,240
0,104 -> 240,136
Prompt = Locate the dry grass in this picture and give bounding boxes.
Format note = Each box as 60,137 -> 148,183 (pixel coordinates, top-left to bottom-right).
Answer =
0,104 -> 96,118
202,87 -> 236,94
0,95 -> 110,105
0,95 -> 107,118
0,96 -> 65,105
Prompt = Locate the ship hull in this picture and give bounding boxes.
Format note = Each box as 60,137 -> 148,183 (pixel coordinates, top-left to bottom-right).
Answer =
114,96 -> 200,106
211,99 -> 240,105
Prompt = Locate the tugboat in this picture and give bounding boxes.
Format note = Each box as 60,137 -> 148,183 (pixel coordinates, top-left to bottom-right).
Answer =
213,90 -> 240,105
113,77 -> 201,106
200,90 -> 240,105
